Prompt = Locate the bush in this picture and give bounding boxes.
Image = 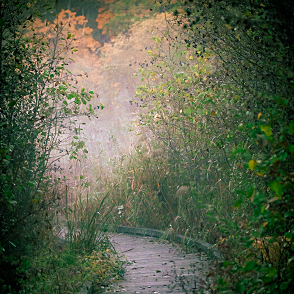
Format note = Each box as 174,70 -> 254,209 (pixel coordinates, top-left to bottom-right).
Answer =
102,0 -> 294,292
0,1 -> 107,292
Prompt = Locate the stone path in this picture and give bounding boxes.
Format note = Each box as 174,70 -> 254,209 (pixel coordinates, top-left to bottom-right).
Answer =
102,233 -> 212,294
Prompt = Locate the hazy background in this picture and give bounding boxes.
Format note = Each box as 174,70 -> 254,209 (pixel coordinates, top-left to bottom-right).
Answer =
34,0 -> 175,160
27,0 -> 179,188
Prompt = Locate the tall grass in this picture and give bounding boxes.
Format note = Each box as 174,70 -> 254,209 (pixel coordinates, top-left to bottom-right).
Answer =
19,171 -> 124,294
60,186 -> 114,253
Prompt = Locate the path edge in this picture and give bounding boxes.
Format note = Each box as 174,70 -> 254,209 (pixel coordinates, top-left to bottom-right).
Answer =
117,226 -> 224,263
80,226 -> 225,293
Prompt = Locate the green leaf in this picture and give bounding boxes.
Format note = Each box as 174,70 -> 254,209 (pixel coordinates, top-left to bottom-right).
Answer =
75,97 -> 81,105
234,199 -> 243,208
8,100 -> 17,108
33,12 -> 43,17
68,93 -> 75,100
235,282 -> 245,293
245,239 -> 254,248
285,231 -> 294,241
67,33 -> 71,39
260,125 -> 272,136
280,282 -> 289,290
184,107 -> 192,115
243,260 -> 257,272
267,266 -> 277,277
28,181 -> 35,187
269,181 -> 284,196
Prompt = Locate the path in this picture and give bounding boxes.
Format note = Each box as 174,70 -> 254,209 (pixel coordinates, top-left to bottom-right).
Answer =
102,233 -> 212,294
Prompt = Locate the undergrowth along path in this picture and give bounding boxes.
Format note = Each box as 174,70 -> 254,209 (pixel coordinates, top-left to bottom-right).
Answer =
103,233 -> 213,294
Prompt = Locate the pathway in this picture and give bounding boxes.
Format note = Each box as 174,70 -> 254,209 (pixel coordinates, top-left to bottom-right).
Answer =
102,233 -> 212,294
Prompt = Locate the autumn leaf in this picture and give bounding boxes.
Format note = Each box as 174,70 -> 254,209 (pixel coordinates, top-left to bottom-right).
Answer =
260,125 -> 272,136
248,159 -> 257,171
255,172 -> 264,176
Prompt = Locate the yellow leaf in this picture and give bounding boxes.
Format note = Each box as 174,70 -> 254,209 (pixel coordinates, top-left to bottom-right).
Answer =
260,125 -> 272,136
32,199 -> 39,203
255,172 -> 264,177
225,24 -> 232,29
258,113 -> 261,119
248,159 -> 257,171
189,55 -> 194,60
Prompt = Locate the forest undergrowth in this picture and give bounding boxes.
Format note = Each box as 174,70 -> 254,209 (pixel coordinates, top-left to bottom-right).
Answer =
94,0 -> 294,293
0,1 -> 124,293
1,0 -> 294,293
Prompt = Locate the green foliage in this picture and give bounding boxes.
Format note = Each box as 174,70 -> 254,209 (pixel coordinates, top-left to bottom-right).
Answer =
107,0 -> 294,293
20,238 -> 124,293
0,0 -> 101,292
62,189 -> 115,254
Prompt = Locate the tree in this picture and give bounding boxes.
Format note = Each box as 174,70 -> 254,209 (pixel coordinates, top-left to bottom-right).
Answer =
0,0 -> 97,291
135,0 -> 294,292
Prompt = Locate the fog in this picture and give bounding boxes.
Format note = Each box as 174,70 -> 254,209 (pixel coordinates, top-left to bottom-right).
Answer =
48,4 -> 166,158
31,1 -> 169,185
